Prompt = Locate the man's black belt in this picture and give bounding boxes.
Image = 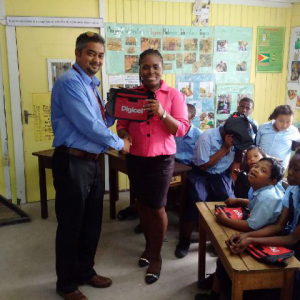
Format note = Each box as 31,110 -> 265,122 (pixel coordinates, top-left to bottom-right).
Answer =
56,146 -> 102,161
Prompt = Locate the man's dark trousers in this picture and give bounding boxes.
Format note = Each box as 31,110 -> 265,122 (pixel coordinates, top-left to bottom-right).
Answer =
52,150 -> 104,293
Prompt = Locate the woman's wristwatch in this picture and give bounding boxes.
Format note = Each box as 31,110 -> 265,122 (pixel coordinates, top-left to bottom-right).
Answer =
160,110 -> 167,120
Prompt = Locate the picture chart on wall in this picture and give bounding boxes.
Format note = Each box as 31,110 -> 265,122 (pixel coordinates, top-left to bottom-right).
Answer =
176,74 -> 215,130
105,23 -> 214,75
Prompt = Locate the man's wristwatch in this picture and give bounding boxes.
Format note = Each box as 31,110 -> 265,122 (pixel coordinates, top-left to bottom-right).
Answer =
160,110 -> 167,120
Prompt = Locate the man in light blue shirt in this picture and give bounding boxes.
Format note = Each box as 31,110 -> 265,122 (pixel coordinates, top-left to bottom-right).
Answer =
51,32 -> 130,300
175,122 -> 236,258
175,104 -> 202,165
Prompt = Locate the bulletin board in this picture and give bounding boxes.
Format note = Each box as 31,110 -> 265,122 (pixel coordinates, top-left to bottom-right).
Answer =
176,74 -> 215,130
213,27 -> 252,83
105,23 -> 214,75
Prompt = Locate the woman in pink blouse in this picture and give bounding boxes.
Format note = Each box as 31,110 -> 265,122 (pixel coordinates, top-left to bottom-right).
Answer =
117,49 -> 189,284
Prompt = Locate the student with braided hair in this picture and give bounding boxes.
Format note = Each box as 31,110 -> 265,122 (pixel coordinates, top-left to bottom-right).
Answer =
117,49 -> 189,284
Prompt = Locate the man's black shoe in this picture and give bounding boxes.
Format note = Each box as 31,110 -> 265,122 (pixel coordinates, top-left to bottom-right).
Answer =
197,273 -> 214,290
117,206 -> 138,221
175,238 -> 191,258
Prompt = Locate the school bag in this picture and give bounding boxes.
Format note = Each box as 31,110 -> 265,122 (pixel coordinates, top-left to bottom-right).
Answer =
107,87 -> 156,122
215,205 -> 250,220
246,244 -> 294,267
223,112 -> 256,151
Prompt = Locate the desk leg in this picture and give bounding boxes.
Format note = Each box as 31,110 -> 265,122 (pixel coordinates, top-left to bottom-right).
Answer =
231,273 -> 244,300
39,157 -> 48,219
109,158 -> 118,219
179,172 -> 187,230
280,270 -> 295,300
198,216 -> 206,281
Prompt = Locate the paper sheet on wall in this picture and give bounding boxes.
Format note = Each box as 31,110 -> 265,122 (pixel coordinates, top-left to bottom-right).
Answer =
288,27 -> 300,82
105,23 -> 213,75
213,27 -> 252,84
215,85 -> 254,127
256,27 -> 285,73
32,93 -> 53,142
176,74 -> 215,130
287,82 -> 300,109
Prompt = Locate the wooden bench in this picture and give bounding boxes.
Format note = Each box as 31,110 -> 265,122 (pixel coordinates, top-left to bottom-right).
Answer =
197,201 -> 300,300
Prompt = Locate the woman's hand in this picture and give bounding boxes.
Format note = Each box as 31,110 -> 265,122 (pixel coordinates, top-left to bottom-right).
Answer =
144,99 -> 164,119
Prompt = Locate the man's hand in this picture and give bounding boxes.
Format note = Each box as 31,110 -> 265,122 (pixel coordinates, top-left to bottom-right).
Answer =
121,138 -> 131,154
221,134 -> 233,154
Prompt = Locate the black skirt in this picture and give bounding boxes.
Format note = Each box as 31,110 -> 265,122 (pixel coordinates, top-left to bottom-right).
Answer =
125,154 -> 175,209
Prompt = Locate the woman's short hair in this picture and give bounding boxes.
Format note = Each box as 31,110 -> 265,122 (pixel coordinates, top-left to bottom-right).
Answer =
268,105 -> 294,121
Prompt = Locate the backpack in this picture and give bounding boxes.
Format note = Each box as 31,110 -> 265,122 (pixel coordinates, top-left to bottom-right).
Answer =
107,87 -> 156,122
215,205 -> 250,220
223,112 -> 256,151
246,244 -> 294,267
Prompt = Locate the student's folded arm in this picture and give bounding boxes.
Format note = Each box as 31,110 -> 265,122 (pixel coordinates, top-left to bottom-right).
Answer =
199,147 -> 228,171
247,226 -> 300,247
216,216 -> 253,232
225,198 -> 249,206
245,207 -> 289,238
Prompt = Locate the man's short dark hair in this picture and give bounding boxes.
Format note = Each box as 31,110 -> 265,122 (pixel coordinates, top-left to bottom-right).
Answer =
239,97 -> 254,108
187,103 -> 196,118
76,32 -> 105,53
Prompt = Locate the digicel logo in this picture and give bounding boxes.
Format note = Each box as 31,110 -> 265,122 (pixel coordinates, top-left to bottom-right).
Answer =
121,106 -> 144,114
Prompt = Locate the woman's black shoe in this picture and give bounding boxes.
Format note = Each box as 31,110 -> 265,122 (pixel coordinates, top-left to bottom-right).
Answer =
145,272 -> 160,284
138,257 -> 150,267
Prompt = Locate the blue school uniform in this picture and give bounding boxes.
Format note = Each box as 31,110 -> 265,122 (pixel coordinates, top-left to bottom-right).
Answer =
247,185 -> 284,230
256,121 -> 300,170
185,127 -> 235,221
175,124 -> 202,165
282,186 -> 300,300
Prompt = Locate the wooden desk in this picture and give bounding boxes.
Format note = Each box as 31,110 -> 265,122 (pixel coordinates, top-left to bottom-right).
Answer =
32,149 -> 54,219
197,202 -> 300,300
105,150 -> 192,220
32,149 -> 104,219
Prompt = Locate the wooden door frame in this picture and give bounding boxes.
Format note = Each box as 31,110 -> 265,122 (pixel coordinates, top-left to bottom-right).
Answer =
4,0 -> 105,203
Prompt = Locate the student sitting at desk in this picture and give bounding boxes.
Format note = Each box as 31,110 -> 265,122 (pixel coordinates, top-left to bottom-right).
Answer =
226,149 -> 300,300
215,157 -> 284,231
175,120 -> 237,259
175,103 -> 202,165
195,157 -> 285,300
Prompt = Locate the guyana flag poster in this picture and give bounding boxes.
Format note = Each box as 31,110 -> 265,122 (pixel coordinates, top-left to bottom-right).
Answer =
256,27 -> 285,72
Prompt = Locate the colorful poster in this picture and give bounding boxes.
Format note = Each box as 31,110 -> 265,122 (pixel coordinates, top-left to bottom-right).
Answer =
105,23 -> 213,75
256,27 -> 285,73
287,82 -> 300,109
215,85 -> 254,126
176,74 -> 215,130
288,27 -> 300,82
213,27 -> 252,84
